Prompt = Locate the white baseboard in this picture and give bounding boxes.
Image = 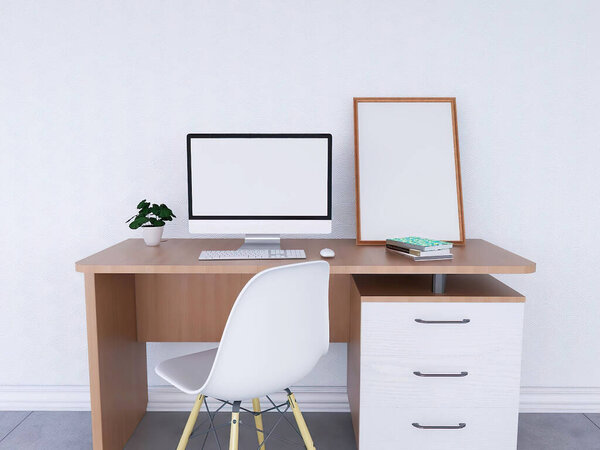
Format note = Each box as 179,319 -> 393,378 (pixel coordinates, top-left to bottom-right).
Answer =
0,385 -> 349,412
1,385 -> 599,413
147,386 -> 349,412
0,385 -> 91,411
519,387 -> 600,413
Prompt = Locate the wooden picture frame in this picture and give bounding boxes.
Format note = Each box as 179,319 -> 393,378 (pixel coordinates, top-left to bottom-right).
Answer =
353,97 -> 465,245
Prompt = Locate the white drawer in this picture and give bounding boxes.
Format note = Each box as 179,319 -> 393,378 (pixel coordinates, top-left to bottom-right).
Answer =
359,406 -> 518,450
361,353 -> 521,408
362,302 -> 524,360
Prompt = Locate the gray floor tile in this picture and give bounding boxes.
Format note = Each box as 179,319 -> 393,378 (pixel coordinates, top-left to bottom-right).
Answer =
3,411 -> 599,449
126,411 -> 357,450
517,413 -> 600,450
586,414 -> 600,429
0,412 -> 31,441
0,411 -> 91,450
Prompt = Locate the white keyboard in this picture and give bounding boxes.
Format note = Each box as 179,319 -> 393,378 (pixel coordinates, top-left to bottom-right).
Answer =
199,249 -> 306,260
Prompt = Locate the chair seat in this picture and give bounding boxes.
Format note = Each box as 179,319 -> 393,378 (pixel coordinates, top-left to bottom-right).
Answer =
155,348 -> 218,394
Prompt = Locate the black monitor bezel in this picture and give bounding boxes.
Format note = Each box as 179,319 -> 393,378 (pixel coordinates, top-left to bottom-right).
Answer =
187,133 -> 332,221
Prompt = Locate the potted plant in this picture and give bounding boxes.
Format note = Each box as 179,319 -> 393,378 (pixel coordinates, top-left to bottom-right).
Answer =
127,199 -> 176,246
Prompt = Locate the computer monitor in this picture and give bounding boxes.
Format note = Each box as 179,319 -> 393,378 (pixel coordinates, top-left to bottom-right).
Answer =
187,133 -> 332,248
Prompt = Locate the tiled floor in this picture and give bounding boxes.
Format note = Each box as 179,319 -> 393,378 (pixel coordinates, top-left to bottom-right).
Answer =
0,411 -> 599,449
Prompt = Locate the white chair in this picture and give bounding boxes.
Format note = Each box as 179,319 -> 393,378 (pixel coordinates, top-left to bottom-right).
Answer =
155,260 -> 330,449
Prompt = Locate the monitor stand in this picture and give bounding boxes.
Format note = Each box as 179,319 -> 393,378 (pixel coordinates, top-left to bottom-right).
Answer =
238,234 -> 281,250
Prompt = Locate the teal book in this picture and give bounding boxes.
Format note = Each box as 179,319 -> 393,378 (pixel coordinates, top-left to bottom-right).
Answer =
386,237 -> 453,251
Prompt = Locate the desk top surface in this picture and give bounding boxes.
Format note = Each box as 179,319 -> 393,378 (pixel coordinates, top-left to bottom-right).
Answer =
75,238 -> 535,275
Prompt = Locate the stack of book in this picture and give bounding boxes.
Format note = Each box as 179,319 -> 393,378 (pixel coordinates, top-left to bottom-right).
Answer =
386,237 -> 453,261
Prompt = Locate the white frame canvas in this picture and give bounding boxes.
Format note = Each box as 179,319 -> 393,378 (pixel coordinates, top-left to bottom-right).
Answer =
353,98 -> 465,245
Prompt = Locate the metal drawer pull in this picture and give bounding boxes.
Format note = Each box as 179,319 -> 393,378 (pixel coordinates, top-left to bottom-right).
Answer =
413,371 -> 468,377
415,318 -> 470,324
412,422 -> 466,430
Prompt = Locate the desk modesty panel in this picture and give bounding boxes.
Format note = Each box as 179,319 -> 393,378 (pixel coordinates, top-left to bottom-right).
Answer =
133,273 -> 524,343
75,238 -> 535,274
134,273 -> 353,342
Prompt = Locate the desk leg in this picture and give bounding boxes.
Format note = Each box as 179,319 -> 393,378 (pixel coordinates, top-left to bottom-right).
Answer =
85,273 -> 148,450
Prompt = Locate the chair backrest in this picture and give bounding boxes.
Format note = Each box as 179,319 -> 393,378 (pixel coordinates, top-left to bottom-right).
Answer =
200,261 -> 330,400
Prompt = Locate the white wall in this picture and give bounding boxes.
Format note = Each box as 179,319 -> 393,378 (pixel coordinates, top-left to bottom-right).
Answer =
1,0 -> 599,407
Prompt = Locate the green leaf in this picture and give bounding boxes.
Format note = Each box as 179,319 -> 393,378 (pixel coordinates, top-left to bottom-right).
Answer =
131,201 -> 173,226
158,204 -> 173,219
147,217 -> 165,227
128,216 -> 149,229
126,215 -> 136,223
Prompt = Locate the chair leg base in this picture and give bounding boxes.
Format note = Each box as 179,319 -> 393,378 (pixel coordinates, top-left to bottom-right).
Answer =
287,389 -> 316,449
176,393 -> 314,450
229,400 -> 241,450
252,397 -> 266,449
177,394 -> 205,450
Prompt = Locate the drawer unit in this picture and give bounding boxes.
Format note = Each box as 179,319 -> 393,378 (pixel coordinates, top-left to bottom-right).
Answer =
347,275 -> 525,450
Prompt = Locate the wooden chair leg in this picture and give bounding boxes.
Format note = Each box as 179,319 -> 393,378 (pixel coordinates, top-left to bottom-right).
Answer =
229,401 -> 241,450
177,394 -> 205,450
286,389 -> 316,449
252,397 -> 266,448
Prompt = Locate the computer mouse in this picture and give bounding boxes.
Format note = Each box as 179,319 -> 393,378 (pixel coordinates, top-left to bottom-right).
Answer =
320,248 -> 335,258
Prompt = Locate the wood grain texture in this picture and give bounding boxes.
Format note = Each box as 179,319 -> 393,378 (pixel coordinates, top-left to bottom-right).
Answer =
353,97 -> 465,245
353,97 -> 363,246
329,275 -> 351,342
85,274 -> 147,450
450,98 -> 466,244
75,239 -> 535,275
347,279 -> 362,445
135,274 -> 352,342
353,274 -> 525,302
135,273 -> 250,342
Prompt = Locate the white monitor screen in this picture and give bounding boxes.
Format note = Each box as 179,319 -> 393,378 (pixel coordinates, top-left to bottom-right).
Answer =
188,135 -> 331,219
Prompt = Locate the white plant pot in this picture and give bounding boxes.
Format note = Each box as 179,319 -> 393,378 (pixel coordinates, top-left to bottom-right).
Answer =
142,226 -> 164,247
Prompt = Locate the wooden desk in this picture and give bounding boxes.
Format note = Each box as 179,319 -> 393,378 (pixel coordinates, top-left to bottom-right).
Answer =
76,238 -> 534,274
76,239 -> 534,450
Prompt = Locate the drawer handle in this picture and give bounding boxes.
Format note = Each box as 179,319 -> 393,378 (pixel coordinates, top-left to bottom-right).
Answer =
415,318 -> 470,324
413,371 -> 468,377
412,422 -> 466,430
